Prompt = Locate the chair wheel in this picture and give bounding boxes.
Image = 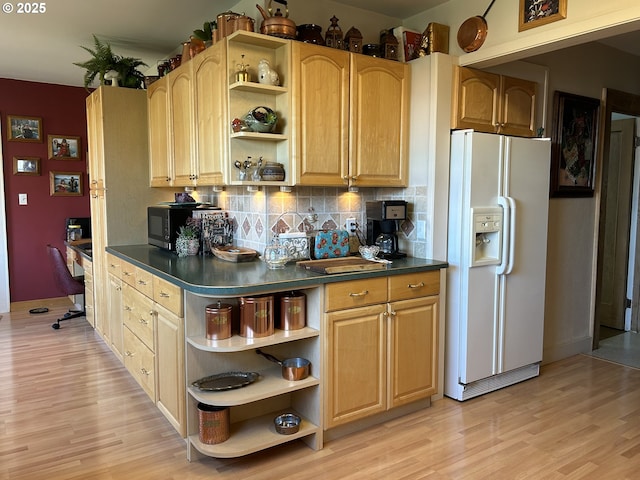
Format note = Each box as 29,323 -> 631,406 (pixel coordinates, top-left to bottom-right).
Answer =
52,323 -> 60,329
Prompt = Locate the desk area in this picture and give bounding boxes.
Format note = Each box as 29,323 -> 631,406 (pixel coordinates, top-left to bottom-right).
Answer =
65,239 -> 94,327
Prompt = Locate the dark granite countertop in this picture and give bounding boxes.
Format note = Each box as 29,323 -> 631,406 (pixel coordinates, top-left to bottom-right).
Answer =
107,244 -> 448,296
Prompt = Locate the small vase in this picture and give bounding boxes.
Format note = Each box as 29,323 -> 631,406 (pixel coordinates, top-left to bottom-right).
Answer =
176,237 -> 199,257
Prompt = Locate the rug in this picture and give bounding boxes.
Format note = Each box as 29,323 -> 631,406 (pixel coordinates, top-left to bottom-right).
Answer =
588,331 -> 640,369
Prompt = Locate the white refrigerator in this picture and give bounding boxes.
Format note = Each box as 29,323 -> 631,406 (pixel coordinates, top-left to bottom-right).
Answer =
445,130 -> 551,401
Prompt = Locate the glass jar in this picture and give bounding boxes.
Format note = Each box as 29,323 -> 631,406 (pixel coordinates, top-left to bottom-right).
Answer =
67,225 -> 82,242
263,243 -> 289,269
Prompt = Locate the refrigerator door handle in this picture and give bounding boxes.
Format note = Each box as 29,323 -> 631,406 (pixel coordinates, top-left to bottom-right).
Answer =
497,196 -> 509,275
496,196 -> 516,275
502,196 -> 517,275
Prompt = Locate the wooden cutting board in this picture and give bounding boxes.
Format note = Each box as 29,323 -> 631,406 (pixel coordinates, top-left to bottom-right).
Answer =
297,257 -> 386,274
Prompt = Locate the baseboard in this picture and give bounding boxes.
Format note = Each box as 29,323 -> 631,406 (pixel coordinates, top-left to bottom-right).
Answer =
543,336 -> 593,364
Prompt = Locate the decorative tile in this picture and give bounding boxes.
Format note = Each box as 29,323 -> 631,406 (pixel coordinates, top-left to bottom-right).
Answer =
401,218 -> 414,237
242,217 -> 251,237
255,217 -> 264,238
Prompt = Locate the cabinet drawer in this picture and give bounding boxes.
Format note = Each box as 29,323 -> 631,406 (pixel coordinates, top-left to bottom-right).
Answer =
388,271 -> 440,302
133,265 -> 154,299
153,276 -> 183,317
106,252 -> 121,279
83,269 -> 93,292
122,284 -> 155,350
325,277 -> 387,312
123,326 -> 156,401
121,261 -> 137,287
81,257 -> 93,275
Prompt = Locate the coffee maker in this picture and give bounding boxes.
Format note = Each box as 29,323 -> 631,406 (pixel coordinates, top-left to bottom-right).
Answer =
365,200 -> 408,259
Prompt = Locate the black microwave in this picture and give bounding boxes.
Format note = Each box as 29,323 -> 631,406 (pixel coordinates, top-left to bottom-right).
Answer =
148,205 -> 195,251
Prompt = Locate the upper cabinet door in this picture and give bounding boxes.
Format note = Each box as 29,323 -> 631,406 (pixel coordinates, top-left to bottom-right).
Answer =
349,55 -> 410,188
192,42 -> 226,186
148,79 -> 172,186
292,42 -> 349,186
452,66 -> 501,133
168,66 -> 196,187
500,75 -> 537,137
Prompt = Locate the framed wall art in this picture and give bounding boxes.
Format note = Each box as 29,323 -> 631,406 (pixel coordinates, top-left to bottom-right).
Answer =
549,91 -> 600,198
48,135 -> 81,160
519,0 -> 567,32
7,115 -> 42,142
50,171 -> 83,196
13,156 -> 41,176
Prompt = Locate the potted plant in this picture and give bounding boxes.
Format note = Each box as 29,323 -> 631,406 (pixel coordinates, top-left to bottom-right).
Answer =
176,221 -> 200,257
74,35 -> 147,90
193,20 -> 216,45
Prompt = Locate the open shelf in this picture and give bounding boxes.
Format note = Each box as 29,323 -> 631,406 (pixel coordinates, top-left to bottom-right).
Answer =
230,131 -> 287,141
186,326 -> 319,352
230,81 -> 287,95
188,365 -> 319,406
188,408 -> 318,458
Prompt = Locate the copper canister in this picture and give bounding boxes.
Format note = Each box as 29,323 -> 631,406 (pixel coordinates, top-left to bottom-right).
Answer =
198,403 -> 230,444
239,295 -> 274,338
278,291 -> 306,330
205,302 -> 233,340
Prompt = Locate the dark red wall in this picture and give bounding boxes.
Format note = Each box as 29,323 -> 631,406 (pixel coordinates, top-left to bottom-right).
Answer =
1,78 -> 91,302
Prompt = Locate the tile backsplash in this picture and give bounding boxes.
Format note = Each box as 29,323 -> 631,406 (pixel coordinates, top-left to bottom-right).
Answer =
198,185 -> 430,259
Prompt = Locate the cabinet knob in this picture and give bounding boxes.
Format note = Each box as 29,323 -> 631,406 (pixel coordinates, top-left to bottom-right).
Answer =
124,305 -> 132,311
349,290 -> 369,297
407,282 -> 425,289
166,177 -> 171,182
139,318 -> 148,325
159,292 -> 170,298
140,368 -> 151,376
125,350 -> 134,357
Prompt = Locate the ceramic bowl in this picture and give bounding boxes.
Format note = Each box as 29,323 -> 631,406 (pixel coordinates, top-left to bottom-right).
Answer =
359,245 -> 380,260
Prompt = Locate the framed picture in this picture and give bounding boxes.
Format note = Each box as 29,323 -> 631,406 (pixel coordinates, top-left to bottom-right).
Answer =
519,0 -> 567,31
13,156 -> 41,176
48,135 -> 81,160
7,115 -> 42,142
550,91 -> 600,198
50,171 -> 83,196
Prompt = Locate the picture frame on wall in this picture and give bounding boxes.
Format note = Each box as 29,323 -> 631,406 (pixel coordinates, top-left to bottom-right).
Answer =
519,0 -> 567,32
50,171 -> 83,196
13,156 -> 41,176
47,135 -> 81,160
7,115 -> 42,142
549,91 -> 600,198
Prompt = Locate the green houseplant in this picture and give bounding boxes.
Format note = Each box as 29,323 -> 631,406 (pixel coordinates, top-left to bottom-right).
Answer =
74,35 -> 147,90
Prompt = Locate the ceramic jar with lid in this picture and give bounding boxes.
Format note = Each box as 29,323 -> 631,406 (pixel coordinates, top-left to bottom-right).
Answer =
297,24 -> 325,45
259,162 -> 285,181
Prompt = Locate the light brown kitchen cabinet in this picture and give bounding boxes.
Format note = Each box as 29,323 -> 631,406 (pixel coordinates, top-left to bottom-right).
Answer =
148,41 -> 232,187
292,42 -> 410,188
106,253 -> 123,362
120,260 -> 186,436
452,66 -> 537,137
324,272 -> 439,429
85,87 -> 163,344
192,41 -> 227,186
147,79 -> 173,186
168,64 -> 196,187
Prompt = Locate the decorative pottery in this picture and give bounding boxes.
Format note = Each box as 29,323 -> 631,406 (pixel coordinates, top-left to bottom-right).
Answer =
244,106 -> 277,133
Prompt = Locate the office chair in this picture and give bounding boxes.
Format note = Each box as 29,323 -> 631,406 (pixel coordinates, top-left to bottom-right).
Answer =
47,244 -> 85,329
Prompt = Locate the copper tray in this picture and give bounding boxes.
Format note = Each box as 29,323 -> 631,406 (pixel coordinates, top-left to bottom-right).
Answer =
192,372 -> 260,391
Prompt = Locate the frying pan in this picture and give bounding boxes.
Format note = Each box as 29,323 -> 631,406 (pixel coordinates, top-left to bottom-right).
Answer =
457,0 -> 496,53
256,349 -> 310,381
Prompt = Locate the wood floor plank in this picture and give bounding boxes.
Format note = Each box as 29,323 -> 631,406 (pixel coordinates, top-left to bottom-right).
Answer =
2,307 -> 640,479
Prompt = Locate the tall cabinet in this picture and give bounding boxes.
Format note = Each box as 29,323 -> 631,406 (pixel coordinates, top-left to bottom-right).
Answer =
86,87 -> 168,354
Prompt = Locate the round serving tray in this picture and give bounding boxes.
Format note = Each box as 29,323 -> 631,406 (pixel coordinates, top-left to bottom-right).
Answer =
191,372 -> 260,391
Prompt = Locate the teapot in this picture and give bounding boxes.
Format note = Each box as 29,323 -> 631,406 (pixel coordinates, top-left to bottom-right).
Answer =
256,0 -> 296,39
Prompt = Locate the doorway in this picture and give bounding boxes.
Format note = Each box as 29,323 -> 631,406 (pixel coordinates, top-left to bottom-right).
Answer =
594,89 -> 640,349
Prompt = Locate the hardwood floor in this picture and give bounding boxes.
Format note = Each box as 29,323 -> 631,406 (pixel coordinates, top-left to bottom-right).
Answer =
2,306 -> 640,479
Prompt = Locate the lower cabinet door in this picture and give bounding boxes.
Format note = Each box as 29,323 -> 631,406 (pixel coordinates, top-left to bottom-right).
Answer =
325,303 -> 386,428
123,326 -> 156,401
388,296 -> 439,408
155,303 -> 185,437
